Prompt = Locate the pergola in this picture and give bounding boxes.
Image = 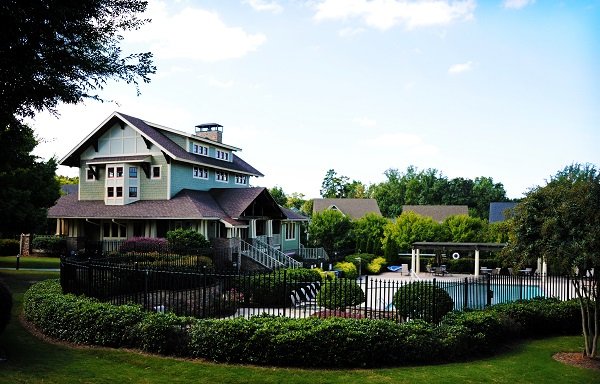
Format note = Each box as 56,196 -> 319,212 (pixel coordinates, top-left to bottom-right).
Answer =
410,242 -> 507,276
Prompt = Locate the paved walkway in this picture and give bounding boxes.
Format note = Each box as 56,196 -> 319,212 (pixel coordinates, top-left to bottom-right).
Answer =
0,267 -> 60,272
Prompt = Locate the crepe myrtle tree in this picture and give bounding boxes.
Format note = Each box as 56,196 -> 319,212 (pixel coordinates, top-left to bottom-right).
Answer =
502,163 -> 600,358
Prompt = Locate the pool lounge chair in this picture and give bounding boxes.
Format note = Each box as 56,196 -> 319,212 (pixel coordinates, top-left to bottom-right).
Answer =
387,265 -> 402,273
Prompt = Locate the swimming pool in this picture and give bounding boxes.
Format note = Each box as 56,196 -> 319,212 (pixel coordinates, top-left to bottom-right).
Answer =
444,283 -> 543,310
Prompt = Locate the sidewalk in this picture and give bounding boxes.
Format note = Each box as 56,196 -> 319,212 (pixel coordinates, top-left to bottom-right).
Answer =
0,267 -> 60,272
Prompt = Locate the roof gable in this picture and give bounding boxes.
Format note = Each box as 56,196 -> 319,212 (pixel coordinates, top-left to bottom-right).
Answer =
313,198 -> 382,220
60,112 -> 263,177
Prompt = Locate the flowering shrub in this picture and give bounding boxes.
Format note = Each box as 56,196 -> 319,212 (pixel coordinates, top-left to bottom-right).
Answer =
119,237 -> 167,253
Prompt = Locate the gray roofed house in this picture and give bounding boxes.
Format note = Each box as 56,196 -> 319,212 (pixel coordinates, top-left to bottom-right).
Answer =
402,205 -> 469,222
48,112 -> 312,269
313,198 -> 382,220
488,202 -> 518,223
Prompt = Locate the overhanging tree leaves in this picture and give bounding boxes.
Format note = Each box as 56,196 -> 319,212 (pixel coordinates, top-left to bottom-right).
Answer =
0,0 -> 156,118
502,163 -> 600,358
308,209 -> 352,258
0,1 -> 155,236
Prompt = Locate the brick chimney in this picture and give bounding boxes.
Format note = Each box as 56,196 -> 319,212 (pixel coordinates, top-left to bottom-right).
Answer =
194,123 -> 223,143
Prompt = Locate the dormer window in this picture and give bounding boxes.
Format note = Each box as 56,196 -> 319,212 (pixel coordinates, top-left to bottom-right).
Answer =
216,150 -> 229,161
193,143 -> 209,156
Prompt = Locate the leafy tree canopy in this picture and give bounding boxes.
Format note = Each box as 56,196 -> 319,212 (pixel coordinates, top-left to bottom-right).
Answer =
351,213 -> 389,255
501,163 -> 600,358
269,186 -> 287,207
308,209 -> 353,258
320,169 -> 366,198
1,0 -> 156,119
0,120 -> 60,236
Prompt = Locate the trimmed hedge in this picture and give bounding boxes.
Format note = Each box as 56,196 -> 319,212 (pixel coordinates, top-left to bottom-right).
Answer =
31,236 -> 67,256
392,281 -> 454,323
333,261 -> 358,279
23,280 -> 583,368
0,239 -> 19,256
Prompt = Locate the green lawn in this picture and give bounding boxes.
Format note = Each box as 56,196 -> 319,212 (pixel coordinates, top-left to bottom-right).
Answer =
0,270 -> 598,384
0,256 -> 60,270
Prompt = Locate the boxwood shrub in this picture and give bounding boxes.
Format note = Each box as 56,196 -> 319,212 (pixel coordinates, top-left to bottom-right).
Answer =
392,281 -> 454,323
23,280 -> 583,368
333,261 -> 358,279
316,279 -> 365,310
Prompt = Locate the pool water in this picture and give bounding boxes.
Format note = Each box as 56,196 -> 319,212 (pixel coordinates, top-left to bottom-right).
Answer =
444,283 -> 542,310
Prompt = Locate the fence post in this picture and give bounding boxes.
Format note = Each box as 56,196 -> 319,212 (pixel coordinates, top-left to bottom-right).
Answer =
144,269 -> 149,310
202,266 -> 207,318
282,269 -> 287,317
87,257 -> 93,296
519,273 -> 523,301
486,273 -> 492,307
432,278 -> 437,323
364,275 -> 369,319
463,277 -> 469,310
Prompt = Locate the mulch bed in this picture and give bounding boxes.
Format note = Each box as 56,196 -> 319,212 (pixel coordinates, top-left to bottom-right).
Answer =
553,352 -> 600,371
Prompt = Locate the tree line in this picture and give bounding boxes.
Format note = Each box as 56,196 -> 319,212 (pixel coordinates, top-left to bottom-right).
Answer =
271,166 -> 513,220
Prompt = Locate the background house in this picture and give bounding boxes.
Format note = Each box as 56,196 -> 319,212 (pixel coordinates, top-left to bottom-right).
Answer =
48,112 -> 320,269
312,198 -> 382,220
488,202 -> 518,223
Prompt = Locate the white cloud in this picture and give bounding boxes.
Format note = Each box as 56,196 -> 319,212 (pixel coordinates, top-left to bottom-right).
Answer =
503,0 -> 535,10
353,116 -> 377,127
448,61 -> 474,74
127,2 -> 266,62
244,0 -> 283,14
313,0 -> 476,31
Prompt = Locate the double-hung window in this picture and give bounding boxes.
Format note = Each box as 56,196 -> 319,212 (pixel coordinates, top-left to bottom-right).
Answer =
216,171 -> 229,182
193,167 -> 208,179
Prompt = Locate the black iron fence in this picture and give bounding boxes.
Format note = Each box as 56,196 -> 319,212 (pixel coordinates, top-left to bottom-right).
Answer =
60,254 -> 582,323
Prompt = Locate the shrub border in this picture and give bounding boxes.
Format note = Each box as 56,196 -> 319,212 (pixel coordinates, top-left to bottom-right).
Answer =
23,280 -> 581,368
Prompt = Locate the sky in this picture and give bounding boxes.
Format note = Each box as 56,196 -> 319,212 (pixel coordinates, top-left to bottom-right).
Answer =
30,0 -> 600,200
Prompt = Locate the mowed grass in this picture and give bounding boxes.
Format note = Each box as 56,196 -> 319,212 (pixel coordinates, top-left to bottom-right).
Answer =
0,256 -> 60,270
0,270 -> 598,384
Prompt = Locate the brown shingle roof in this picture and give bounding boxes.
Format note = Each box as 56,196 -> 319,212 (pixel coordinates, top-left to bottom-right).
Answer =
402,205 -> 469,222
47,187 -> 304,225
313,198 -> 382,220
61,112 -> 263,177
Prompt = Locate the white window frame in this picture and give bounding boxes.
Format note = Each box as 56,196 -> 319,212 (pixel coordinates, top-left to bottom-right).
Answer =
151,165 -> 161,179
285,223 -> 296,240
129,166 -> 138,179
129,186 -> 138,198
193,143 -> 209,156
216,150 -> 230,161
107,166 -> 115,178
216,171 -> 229,182
235,174 -> 247,185
193,166 -> 209,179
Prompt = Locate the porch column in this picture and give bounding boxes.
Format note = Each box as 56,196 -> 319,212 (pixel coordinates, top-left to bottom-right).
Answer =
249,219 -> 256,238
266,220 -> 273,237
55,219 -> 61,236
411,248 -> 416,275
474,249 -> 480,276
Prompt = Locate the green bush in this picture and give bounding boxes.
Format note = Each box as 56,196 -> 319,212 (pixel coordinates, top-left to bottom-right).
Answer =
316,279 -> 365,310
392,281 -> 454,323
31,236 -> 67,256
23,280 -> 584,368
132,312 -> 196,355
344,253 -> 376,271
0,279 -> 12,335
487,297 -> 581,337
0,239 -> 19,256
366,257 -> 387,274
166,229 -> 211,254
234,268 -> 322,307
333,261 -> 358,279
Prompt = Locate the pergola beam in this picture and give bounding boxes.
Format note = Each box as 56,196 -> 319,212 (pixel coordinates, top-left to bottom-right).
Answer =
410,242 -> 506,276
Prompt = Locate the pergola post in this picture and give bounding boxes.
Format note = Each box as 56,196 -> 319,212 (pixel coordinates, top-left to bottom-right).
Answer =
416,248 -> 421,274
474,249 -> 480,276
411,248 -> 416,275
